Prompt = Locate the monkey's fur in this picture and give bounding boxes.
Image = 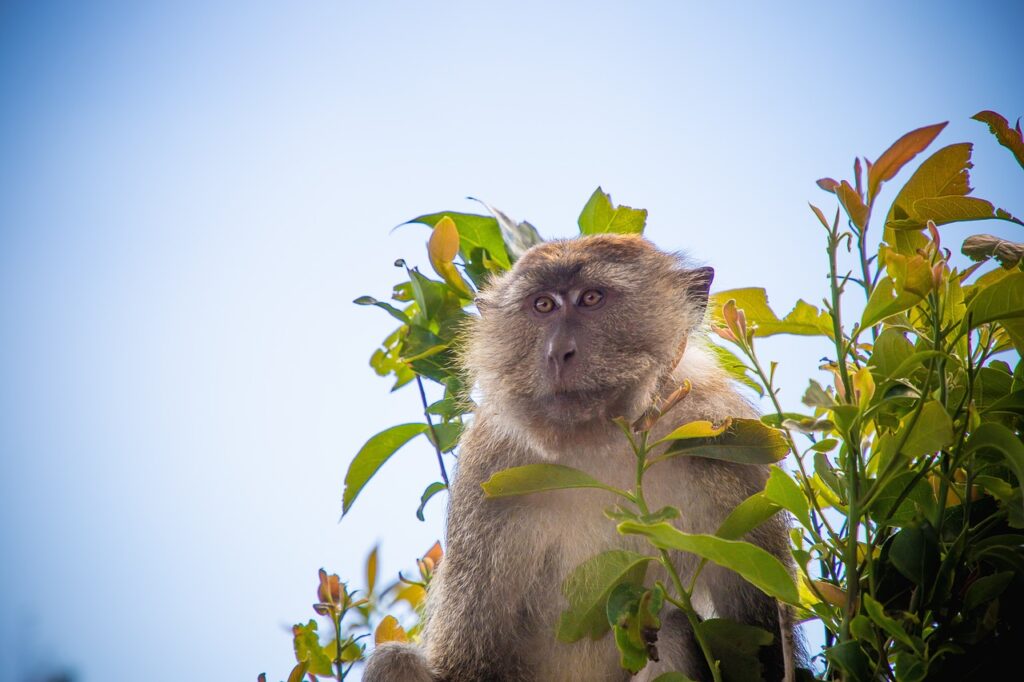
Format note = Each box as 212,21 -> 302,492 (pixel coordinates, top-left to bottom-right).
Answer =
365,234 -> 796,681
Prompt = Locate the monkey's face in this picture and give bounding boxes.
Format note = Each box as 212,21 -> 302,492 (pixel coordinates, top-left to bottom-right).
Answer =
464,234 -> 713,436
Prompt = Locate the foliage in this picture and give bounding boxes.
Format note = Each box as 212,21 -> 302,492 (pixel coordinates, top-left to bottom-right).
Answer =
264,115 -> 1024,680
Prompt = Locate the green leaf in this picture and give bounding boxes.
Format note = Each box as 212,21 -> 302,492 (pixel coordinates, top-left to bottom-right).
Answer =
825,640 -> 872,682
481,463 -> 625,499
710,288 -> 832,338
706,341 -> 764,396
870,328 -> 915,381
963,571 -> 1015,611
415,481 -> 447,522
556,550 -> 653,642
292,620 -> 334,676
861,276 -> 925,329
764,466 -> 811,530
862,594 -> 917,651
912,195 -> 1022,227
715,492 -> 782,540
652,674 -> 697,682
617,522 -> 799,604
966,272 -> 1024,329
901,401 -> 954,460
894,651 -> 927,682
342,423 -> 430,515
890,525 -> 940,586
426,422 -> 463,453
835,180 -> 868,230
353,296 -> 411,325
967,423 -> 1024,509
973,110 -> 1024,171
607,583 -> 664,674
577,187 -> 648,235
408,211 -> 512,269
697,618 -> 774,682
658,418 -> 790,465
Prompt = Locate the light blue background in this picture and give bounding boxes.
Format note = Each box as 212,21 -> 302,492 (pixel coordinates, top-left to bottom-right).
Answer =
1,2 -> 1022,680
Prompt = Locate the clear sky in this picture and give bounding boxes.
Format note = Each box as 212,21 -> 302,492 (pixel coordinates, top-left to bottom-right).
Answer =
1,1 -> 1022,680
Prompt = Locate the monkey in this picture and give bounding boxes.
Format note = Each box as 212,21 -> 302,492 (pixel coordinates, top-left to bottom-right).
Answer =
364,233 -> 797,682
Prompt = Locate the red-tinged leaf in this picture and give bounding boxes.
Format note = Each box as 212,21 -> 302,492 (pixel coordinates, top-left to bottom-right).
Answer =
836,180 -> 868,229
817,177 -> 839,193
809,203 -> 830,229
974,110 -> 1024,171
868,122 -> 947,202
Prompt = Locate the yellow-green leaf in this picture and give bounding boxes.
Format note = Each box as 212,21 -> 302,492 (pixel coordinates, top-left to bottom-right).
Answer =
577,187 -> 647,235
481,463 -> 624,498
764,466 -> 811,530
658,418 -> 732,443
973,110 -> 1024,171
343,424 -> 430,515
710,289 -> 832,338
374,615 -> 409,644
658,418 -> 790,464
617,522 -> 799,605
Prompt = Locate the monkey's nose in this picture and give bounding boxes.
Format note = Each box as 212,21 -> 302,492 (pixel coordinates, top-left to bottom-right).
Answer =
547,336 -> 577,379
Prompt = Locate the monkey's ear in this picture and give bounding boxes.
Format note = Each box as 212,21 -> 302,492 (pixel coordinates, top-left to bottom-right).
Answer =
686,266 -> 715,308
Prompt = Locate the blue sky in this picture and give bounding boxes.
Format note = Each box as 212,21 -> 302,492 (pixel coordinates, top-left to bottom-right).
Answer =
1,1 -> 1022,680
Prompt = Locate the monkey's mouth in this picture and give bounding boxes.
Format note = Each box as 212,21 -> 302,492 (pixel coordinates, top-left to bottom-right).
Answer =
536,385 -> 625,420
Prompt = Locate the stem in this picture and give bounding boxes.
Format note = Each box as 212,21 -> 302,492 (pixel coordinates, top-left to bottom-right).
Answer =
631,430 -> 723,682
415,375 -> 450,487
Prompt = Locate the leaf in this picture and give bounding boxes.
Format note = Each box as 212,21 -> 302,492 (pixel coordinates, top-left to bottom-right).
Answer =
890,525 -> 939,586
884,142 -> 1023,252
868,122 -> 947,203
836,180 -> 868,229
342,424 -> 430,515
764,466 -> 811,530
652,674 -> 697,682
407,211 -> 512,269
963,571 -> 1014,611
966,272 -> 1024,328
861,276 -> 925,329
481,463 -> 624,498
973,110 -> 1024,171
870,328 -> 915,381
900,401 -> 954,460
374,615 -> 409,644
711,289 -> 832,338
658,418 -> 790,465
366,545 -> 379,597
427,217 -> 474,298
292,620 -> 334,676
286,662 -> 309,682
966,423 -> 1024,510
469,197 -> 544,262
426,422 -> 463,453
697,619 -> 775,682
715,492 -> 782,540
556,550 -> 653,642
658,419 -> 732,442
912,196 -> 1022,227
862,594 -> 917,651
416,481 -> 447,521
607,583 -> 664,674
353,296 -> 412,325
617,522 -> 800,605
577,187 -> 648,235
706,341 -> 764,396
826,640 -> 872,682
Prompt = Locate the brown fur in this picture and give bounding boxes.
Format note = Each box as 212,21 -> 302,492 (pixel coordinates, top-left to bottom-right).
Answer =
364,235 -> 795,681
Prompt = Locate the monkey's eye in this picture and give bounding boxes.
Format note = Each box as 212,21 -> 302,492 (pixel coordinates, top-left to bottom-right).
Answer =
533,295 -> 557,313
578,289 -> 604,307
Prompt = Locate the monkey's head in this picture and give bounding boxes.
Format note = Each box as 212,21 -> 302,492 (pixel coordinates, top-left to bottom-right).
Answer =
463,234 -> 713,442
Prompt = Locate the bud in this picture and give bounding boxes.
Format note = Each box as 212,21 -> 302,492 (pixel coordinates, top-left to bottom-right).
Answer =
962,234 -> 1024,269
317,568 -> 342,606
